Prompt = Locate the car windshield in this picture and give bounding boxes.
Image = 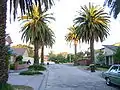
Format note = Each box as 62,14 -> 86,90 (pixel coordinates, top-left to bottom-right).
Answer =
109,66 -> 118,72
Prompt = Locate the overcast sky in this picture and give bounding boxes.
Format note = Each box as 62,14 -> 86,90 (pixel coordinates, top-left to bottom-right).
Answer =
6,0 -> 120,55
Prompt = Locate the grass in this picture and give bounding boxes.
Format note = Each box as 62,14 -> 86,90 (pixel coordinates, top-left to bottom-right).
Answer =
77,65 -> 89,70
13,85 -> 33,90
19,70 -> 43,75
96,67 -> 108,71
77,65 -> 108,71
28,65 -> 46,71
0,83 -> 33,90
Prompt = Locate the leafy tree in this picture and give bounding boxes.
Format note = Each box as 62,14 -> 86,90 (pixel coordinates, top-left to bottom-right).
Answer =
113,47 -> 120,64
96,50 -> 105,64
12,44 -> 34,57
65,26 -> 79,55
19,5 -> 55,65
16,55 -> 23,62
104,0 -> 120,18
74,3 -> 110,63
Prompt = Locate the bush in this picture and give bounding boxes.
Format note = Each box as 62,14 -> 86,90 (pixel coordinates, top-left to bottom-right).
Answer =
10,64 -> 15,70
19,70 -> 43,75
28,65 -> 46,71
0,83 -> 14,90
19,61 -> 27,64
16,55 -> 23,62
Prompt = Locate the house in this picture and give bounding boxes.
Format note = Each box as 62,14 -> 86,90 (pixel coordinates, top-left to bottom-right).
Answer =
95,45 -> 120,65
103,45 -> 119,65
9,48 -> 34,64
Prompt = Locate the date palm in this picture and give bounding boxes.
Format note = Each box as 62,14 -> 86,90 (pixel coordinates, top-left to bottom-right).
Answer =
74,3 -> 110,63
20,5 -> 55,65
0,0 -> 55,85
104,0 -> 120,18
39,26 -> 55,64
65,26 -> 79,55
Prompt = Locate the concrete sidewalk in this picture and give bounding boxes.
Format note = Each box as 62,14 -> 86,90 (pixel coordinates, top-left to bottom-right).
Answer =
8,71 -> 47,90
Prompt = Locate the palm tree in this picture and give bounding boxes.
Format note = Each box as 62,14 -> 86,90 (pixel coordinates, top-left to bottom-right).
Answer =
0,0 -> 8,84
0,0 -> 55,85
74,3 -> 110,63
19,5 -> 55,65
65,26 -> 79,55
38,25 -> 55,65
104,0 -> 120,18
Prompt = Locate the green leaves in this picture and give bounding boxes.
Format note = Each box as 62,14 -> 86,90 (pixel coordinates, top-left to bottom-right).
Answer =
74,3 -> 110,43
113,47 -> 120,64
10,0 -> 55,20
104,0 -> 120,18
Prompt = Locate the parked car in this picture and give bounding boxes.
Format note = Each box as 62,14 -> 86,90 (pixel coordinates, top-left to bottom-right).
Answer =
102,64 -> 120,86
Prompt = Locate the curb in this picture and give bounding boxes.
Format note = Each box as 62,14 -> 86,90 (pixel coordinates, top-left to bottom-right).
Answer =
38,70 -> 49,90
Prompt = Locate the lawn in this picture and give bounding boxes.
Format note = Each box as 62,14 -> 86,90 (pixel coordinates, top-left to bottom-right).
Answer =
13,85 -> 33,90
77,65 -> 108,71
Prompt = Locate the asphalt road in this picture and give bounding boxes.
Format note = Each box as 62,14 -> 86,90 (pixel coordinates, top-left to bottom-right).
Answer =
44,64 -> 119,90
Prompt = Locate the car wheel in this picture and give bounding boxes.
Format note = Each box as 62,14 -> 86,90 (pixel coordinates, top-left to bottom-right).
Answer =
106,78 -> 111,86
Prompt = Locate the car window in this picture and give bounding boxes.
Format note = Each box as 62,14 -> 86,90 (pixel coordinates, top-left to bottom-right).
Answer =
118,66 -> 120,72
109,66 -> 118,73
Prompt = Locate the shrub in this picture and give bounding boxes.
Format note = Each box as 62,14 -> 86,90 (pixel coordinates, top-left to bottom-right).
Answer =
19,70 -> 43,75
10,64 -> 15,70
16,55 -> 23,62
19,61 -> 27,64
28,65 -> 46,71
0,83 -> 14,90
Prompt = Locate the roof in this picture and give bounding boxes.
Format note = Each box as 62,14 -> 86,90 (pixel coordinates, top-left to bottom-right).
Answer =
103,45 -> 119,51
11,48 -> 26,56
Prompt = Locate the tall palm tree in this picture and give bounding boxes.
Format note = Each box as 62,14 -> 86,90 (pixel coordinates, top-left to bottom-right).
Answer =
104,0 -> 120,18
0,0 -> 55,85
74,3 -> 110,63
65,26 -> 79,55
19,5 -> 55,65
39,26 -> 55,64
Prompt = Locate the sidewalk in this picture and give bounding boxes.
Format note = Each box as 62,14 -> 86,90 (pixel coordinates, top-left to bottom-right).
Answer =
8,70 -> 48,90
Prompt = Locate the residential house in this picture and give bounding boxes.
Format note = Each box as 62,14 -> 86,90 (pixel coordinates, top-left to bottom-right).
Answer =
95,45 -> 120,65
10,48 -> 34,64
103,45 -> 120,65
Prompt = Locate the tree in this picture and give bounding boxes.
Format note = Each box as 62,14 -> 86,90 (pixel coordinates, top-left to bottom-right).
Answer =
65,26 -> 79,55
19,5 -> 55,65
12,44 -> 34,57
113,47 -> 120,64
96,50 -> 105,64
74,3 -> 110,63
0,0 -> 55,85
104,0 -> 120,18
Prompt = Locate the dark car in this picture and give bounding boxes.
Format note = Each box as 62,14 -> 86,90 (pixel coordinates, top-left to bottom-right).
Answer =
102,64 -> 120,86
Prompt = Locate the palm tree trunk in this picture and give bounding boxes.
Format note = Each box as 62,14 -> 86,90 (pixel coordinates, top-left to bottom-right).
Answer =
74,44 -> 77,55
41,44 -> 44,65
0,0 -> 8,83
90,37 -> 94,64
74,40 -> 77,55
34,39 -> 39,65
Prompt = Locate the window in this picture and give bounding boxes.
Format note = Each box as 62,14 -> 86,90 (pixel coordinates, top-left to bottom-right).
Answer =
109,66 -> 118,73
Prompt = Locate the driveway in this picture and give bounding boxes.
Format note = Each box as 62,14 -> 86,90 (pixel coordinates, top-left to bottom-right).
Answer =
44,64 -> 119,90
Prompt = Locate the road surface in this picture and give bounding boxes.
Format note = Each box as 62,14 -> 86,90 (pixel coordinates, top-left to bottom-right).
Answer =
44,64 -> 119,90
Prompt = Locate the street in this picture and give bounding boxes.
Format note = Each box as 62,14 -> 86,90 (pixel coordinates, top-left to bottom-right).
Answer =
44,64 -> 119,90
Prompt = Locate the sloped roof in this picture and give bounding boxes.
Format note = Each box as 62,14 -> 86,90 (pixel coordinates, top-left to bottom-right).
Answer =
11,48 -> 26,56
103,45 -> 119,51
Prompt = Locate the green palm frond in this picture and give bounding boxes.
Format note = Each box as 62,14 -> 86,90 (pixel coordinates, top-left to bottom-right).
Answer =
10,0 -> 55,20
74,3 -> 110,43
20,4 -> 55,47
65,26 -> 79,45
104,0 -> 120,18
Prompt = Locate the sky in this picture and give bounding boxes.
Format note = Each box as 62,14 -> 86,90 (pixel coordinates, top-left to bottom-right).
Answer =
6,0 -> 120,55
